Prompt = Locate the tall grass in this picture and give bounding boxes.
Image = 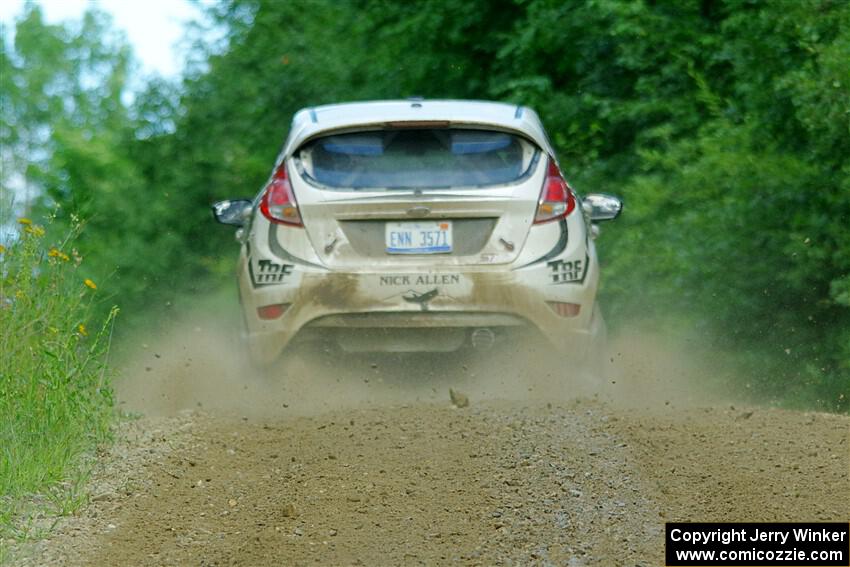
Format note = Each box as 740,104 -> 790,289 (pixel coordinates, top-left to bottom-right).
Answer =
0,215 -> 117,532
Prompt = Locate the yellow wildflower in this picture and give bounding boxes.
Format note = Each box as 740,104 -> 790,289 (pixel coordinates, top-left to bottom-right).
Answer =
48,248 -> 69,261
15,290 -> 25,299
0,244 -> 5,254
84,278 -> 97,290
78,324 -> 88,336
23,225 -> 45,237
17,218 -> 32,225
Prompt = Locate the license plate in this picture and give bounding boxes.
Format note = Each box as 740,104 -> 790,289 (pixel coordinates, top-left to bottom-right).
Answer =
385,221 -> 453,254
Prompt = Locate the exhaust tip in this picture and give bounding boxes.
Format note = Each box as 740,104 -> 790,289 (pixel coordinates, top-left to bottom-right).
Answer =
470,328 -> 496,350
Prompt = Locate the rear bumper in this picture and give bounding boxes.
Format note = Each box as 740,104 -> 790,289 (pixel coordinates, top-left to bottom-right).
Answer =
239,260 -> 603,365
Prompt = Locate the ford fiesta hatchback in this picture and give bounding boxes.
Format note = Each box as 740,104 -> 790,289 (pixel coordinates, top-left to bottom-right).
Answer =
212,99 -> 621,367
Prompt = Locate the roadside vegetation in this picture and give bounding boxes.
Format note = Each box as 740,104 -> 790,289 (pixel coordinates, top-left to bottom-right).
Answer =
0,0 -> 847,528
0,213 -> 117,542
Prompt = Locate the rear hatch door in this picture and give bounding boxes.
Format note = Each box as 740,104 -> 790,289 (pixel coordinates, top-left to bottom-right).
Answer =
290,127 -> 546,269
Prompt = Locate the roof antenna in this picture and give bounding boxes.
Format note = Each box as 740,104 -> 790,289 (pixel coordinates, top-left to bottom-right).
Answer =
407,95 -> 424,108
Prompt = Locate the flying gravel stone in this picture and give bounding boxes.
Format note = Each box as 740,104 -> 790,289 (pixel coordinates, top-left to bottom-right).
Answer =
449,388 -> 469,408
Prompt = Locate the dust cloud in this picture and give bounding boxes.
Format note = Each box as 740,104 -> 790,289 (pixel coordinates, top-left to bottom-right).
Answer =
116,310 -> 729,419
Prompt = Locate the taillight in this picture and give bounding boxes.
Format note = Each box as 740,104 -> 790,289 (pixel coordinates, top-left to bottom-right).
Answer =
546,301 -> 581,318
259,162 -> 303,227
257,303 -> 289,320
534,158 -> 576,224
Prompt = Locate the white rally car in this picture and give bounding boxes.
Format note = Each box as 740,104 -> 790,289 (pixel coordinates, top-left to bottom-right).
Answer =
213,99 -> 621,367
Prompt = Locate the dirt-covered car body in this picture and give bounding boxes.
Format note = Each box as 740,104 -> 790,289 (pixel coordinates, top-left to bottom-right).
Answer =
213,100 -> 621,365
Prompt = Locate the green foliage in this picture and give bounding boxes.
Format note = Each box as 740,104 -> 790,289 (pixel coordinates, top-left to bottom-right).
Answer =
0,213 -> 117,524
590,0 -> 850,412
603,120 -> 849,410
1,7 -> 132,196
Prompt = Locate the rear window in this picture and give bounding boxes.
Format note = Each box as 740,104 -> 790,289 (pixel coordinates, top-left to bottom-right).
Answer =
296,128 -> 538,190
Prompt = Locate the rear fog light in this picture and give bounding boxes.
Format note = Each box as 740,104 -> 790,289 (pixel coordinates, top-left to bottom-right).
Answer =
257,303 -> 289,320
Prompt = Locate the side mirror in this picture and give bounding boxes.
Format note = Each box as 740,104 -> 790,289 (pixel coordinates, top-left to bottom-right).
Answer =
582,194 -> 622,222
211,199 -> 253,226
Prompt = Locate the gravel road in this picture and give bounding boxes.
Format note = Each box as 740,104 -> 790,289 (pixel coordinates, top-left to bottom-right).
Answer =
6,324 -> 849,566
